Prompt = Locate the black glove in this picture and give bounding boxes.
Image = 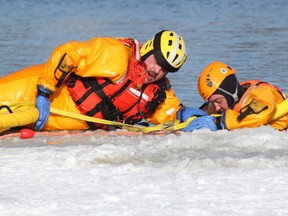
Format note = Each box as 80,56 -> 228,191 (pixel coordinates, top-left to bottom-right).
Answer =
146,88 -> 166,113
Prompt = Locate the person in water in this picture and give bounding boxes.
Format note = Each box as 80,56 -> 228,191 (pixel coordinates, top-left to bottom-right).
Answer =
178,61 -> 288,132
0,30 -> 187,131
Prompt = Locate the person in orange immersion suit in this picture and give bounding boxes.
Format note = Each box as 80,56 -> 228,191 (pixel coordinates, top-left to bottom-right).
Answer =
177,61 -> 288,132
0,30 -> 187,131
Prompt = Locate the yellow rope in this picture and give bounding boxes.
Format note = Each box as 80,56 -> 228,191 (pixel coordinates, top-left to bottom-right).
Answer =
50,107 -> 199,133
2,97 -> 287,135
50,107 -> 144,132
50,107 -> 202,134
50,97 -> 288,134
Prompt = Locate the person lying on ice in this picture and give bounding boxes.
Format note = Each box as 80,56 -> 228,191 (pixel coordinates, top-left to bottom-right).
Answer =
0,30 -> 187,131
178,61 -> 288,132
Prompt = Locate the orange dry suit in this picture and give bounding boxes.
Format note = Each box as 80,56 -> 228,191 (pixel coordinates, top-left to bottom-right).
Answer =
0,37 -> 181,131
204,80 -> 288,130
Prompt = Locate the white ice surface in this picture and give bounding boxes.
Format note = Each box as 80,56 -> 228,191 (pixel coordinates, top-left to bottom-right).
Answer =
1,126 -> 288,215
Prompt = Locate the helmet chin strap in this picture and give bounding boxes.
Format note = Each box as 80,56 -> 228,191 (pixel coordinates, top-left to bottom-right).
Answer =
218,82 -> 239,102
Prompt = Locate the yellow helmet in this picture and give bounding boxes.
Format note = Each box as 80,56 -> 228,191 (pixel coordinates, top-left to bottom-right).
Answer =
140,30 -> 187,72
198,61 -> 236,101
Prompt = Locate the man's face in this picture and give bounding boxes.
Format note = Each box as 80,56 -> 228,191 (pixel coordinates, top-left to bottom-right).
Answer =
208,94 -> 229,114
143,54 -> 168,84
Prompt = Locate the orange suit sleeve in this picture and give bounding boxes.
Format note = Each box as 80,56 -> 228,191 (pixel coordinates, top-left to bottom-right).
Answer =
145,88 -> 182,125
37,37 -> 129,93
224,86 -> 280,130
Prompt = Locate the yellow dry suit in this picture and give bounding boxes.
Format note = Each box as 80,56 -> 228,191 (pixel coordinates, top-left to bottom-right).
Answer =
0,37 -> 181,131
204,80 -> 288,130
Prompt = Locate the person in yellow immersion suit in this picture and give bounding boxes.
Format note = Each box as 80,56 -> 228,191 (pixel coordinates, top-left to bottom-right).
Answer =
0,30 -> 187,131
177,61 -> 288,132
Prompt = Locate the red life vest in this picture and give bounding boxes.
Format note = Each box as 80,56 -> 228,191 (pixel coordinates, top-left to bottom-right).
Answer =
67,38 -> 168,130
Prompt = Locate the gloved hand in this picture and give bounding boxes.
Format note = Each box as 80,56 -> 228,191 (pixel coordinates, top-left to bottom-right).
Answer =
182,115 -> 225,132
35,88 -> 51,130
177,106 -> 208,122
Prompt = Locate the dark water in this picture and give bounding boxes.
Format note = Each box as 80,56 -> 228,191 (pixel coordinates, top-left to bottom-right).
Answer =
0,0 -> 287,106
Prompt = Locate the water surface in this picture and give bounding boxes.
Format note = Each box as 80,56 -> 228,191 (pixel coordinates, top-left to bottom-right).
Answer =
1,0 -> 287,107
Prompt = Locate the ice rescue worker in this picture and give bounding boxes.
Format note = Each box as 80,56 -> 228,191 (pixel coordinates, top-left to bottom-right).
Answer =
178,61 -> 288,132
0,30 -> 187,131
